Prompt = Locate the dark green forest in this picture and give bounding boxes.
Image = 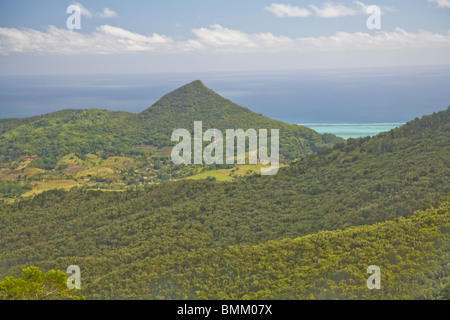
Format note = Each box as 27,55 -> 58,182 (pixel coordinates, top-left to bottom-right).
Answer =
0,107 -> 448,299
0,180 -> 32,199
86,200 -> 449,299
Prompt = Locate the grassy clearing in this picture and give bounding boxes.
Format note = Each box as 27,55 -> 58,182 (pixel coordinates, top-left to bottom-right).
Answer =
74,167 -> 116,179
132,145 -> 172,158
99,156 -> 136,169
59,153 -> 86,166
22,180 -> 81,197
185,171 -> 234,182
132,145 -> 158,154
153,147 -> 173,157
222,164 -> 261,176
23,167 -> 45,176
185,164 -> 263,181
184,163 -> 286,182
59,154 -> 135,179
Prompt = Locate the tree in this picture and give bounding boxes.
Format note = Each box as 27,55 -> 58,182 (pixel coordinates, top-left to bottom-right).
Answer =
0,266 -> 84,300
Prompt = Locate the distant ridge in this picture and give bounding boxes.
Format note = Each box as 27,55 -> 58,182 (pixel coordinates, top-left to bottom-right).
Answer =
299,123 -> 405,126
0,80 -> 343,167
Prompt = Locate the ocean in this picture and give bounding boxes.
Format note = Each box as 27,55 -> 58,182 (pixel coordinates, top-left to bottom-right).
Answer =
0,66 -> 448,133
298,123 -> 404,139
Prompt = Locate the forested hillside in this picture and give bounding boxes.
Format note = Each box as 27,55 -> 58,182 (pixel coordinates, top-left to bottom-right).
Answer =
0,107 -> 448,299
86,200 -> 449,299
0,80 -> 342,169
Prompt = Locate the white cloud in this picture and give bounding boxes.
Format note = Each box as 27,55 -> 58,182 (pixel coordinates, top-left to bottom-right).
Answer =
183,25 -> 450,53
98,8 -> 119,19
182,25 -> 299,52
353,1 -> 369,12
73,2 -> 94,18
0,24 -> 449,55
428,0 -> 450,8
309,2 -> 357,18
353,1 -> 394,14
265,3 -> 312,18
297,28 -> 450,51
73,2 -> 119,19
266,2 -> 393,18
0,25 -> 171,55
188,24 -> 257,49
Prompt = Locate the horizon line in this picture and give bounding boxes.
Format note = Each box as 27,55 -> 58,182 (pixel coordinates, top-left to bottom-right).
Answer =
298,123 -> 405,126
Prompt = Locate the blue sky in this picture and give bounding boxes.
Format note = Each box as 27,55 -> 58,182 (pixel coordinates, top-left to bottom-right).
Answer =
0,0 -> 449,74
0,1 -> 449,121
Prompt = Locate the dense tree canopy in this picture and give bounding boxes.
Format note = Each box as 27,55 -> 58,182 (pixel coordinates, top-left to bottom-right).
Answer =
0,108 -> 448,299
0,266 -> 83,300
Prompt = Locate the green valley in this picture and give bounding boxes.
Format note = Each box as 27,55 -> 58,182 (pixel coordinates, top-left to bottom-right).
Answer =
0,106 -> 448,299
0,80 -> 342,200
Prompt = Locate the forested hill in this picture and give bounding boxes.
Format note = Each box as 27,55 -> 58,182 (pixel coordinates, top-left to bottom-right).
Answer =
0,108 -> 448,299
0,80 -> 342,168
86,199 -> 450,299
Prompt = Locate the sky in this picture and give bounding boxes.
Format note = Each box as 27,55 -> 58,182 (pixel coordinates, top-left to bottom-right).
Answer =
0,1 -> 449,122
0,0 -> 449,74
